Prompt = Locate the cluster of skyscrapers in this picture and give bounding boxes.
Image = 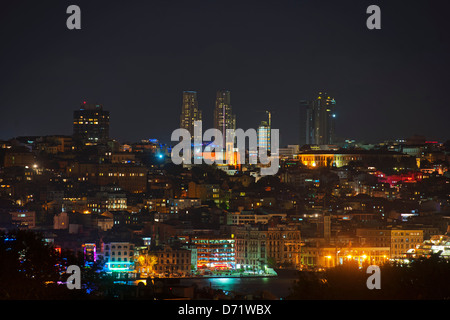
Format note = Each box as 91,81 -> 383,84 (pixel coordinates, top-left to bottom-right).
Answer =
179,89 -> 237,141
71,90 -> 337,150
179,89 -> 336,151
178,89 -> 274,159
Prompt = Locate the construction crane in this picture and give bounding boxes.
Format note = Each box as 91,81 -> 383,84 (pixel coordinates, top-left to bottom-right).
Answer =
266,110 -> 271,128
257,110 -> 272,128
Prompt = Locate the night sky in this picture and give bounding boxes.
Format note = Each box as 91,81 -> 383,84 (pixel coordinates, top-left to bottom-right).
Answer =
1,0 -> 449,146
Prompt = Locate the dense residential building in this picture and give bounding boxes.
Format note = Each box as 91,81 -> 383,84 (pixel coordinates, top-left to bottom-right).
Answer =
187,182 -> 221,204
3,150 -> 36,168
226,210 -> 286,225
67,163 -> 148,193
86,191 -> 127,213
35,135 -> 73,154
145,198 -> 201,214
10,210 -> 35,229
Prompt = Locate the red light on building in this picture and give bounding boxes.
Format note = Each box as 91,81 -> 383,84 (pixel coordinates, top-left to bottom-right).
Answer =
379,171 -> 423,187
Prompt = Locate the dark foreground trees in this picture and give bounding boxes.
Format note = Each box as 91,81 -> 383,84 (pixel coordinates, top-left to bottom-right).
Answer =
0,230 -> 113,299
287,257 -> 450,300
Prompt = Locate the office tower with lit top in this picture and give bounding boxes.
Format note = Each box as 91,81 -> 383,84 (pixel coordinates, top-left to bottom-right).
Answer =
258,121 -> 271,152
180,91 -> 202,138
73,102 -> 110,145
214,89 -> 236,146
305,92 -> 336,145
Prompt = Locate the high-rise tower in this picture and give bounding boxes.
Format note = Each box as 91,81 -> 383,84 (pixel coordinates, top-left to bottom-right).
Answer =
214,89 -> 236,146
73,102 -> 110,145
258,111 -> 272,152
258,121 -> 271,152
180,91 -> 202,138
304,92 -> 336,145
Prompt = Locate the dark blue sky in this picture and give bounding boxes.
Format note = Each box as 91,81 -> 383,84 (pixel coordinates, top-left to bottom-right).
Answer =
0,0 -> 449,146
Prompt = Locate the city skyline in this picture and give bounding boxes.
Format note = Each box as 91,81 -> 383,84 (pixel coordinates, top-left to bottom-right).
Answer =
1,0 -> 450,146
2,0 -> 450,304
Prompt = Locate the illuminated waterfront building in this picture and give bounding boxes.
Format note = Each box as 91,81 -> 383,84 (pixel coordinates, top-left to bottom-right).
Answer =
136,245 -> 191,277
191,235 -> 235,269
301,245 -> 390,269
412,235 -> 450,259
100,241 -> 135,273
234,224 -> 302,271
234,225 -> 268,272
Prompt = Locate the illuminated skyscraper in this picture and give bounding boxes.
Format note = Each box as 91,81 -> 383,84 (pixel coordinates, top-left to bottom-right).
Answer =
304,92 -> 336,145
258,120 -> 271,152
214,89 -> 236,146
180,91 -> 202,138
257,111 -> 272,152
73,102 -> 110,145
